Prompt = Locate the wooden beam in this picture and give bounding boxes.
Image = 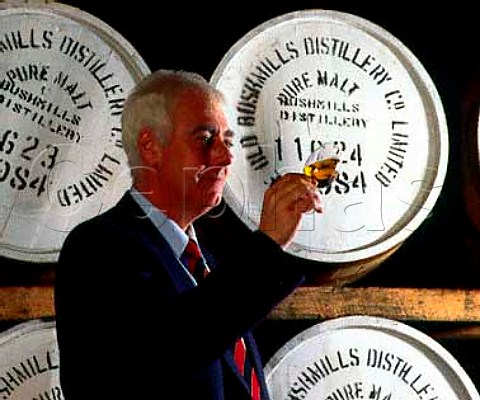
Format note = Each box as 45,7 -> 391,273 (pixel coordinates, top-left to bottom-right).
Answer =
0,286 -> 54,321
269,286 -> 480,323
2,285 -> 480,326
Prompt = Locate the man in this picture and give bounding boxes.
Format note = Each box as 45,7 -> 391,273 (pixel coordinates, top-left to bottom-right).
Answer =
54,69 -> 324,400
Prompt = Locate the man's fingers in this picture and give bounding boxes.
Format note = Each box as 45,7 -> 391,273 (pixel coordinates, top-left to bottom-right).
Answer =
267,173 -> 323,214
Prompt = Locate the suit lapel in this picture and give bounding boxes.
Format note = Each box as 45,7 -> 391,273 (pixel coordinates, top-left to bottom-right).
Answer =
223,343 -> 251,394
114,192 -> 196,293
245,332 -> 269,399
222,332 -> 266,398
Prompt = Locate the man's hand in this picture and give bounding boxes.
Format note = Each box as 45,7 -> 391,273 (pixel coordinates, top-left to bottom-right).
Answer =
259,173 -> 324,248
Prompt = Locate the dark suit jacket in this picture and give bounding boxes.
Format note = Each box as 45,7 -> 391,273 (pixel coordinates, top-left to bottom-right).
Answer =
54,191 -> 304,400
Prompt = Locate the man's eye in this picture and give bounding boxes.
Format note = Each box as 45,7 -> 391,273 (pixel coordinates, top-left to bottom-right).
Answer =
197,132 -> 213,145
202,134 -> 213,145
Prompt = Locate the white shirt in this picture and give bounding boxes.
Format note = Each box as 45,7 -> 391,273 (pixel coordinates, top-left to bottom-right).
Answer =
129,187 -> 205,284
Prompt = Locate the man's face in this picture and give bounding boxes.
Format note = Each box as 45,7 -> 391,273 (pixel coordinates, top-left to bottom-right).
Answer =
158,90 -> 234,217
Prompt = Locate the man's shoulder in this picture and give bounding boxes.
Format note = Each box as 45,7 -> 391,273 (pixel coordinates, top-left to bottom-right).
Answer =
67,191 -> 136,233
62,195 -> 128,244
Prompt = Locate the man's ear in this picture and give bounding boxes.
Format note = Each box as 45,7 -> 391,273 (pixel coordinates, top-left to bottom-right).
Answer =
137,128 -> 161,166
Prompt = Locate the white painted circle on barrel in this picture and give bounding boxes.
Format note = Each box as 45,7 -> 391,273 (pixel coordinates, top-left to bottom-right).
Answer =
211,10 -> 448,263
0,319 -> 60,400
0,3 -> 150,262
265,316 -> 480,400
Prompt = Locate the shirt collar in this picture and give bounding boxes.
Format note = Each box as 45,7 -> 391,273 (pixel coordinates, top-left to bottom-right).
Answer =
129,187 -> 197,258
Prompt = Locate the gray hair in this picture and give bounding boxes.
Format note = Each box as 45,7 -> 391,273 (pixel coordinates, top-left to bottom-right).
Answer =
121,69 -> 224,179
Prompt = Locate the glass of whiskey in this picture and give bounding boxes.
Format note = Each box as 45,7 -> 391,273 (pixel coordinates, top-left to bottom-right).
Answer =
303,143 -> 340,188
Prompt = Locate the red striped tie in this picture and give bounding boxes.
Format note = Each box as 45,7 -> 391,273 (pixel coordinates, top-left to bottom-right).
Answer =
234,337 -> 261,400
181,239 -> 261,399
181,239 -> 209,281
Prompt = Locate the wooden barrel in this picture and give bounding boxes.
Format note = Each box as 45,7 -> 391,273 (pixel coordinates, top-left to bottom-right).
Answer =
265,316 -> 480,400
461,78 -> 480,232
0,3 -> 150,263
210,10 -> 448,284
0,319 -> 61,400
458,76 -> 480,276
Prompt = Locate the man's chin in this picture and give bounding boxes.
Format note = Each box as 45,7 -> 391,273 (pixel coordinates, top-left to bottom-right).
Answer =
199,185 -> 224,205
203,193 -> 223,209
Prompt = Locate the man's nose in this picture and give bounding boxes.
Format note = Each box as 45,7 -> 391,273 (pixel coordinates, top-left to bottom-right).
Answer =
211,138 -> 234,166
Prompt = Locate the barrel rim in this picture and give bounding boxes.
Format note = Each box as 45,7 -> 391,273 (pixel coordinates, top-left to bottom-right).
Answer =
0,318 -> 55,346
264,315 -> 480,399
211,9 -> 449,263
0,3 -> 150,80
